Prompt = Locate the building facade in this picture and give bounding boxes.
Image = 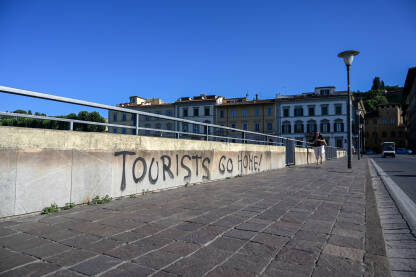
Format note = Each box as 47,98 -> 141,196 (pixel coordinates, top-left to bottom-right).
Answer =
276,87 -> 351,148
215,96 -> 276,142
403,67 -> 416,152
174,94 -> 223,136
364,103 -> 406,152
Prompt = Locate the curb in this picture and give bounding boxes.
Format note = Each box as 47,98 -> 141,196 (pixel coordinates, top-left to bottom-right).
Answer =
370,158 -> 416,234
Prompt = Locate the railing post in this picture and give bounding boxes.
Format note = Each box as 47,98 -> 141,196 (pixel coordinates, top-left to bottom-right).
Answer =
135,114 -> 139,135
206,124 -> 209,141
243,131 -> 246,144
69,121 -> 73,131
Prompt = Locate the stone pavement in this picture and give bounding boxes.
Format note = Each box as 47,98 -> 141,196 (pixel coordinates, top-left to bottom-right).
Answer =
0,157 -> 386,276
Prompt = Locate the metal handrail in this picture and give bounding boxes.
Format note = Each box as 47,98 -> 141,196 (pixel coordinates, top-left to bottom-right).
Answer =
0,85 -> 344,151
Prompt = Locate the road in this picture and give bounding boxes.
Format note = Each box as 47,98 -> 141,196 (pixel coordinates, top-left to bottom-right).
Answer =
370,154 -> 416,203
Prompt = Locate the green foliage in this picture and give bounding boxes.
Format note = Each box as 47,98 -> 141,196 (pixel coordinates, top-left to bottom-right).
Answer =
90,195 -> 112,205
116,196 -> 123,200
0,110 -> 106,132
63,202 -> 75,210
41,203 -> 59,214
129,194 -> 137,198
363,90 -> 388,111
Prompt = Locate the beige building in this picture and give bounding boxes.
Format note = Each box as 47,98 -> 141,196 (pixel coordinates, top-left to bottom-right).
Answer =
216,96 -> 276,142
364,103 -> 406,152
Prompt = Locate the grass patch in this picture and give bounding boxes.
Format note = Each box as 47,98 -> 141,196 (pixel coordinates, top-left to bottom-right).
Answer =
89,195 -> 112,205
129,194 -> 137,198
62,202 -> 75,210
41,203 -> 59,214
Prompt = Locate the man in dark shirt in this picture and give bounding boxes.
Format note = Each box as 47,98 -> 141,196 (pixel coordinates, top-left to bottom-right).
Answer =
312,131 -> 327,165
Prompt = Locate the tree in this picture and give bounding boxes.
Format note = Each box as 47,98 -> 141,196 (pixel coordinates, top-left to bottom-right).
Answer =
371,77 -> 382,90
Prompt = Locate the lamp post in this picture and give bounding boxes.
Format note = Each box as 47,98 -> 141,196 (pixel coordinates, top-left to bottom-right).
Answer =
338,50 -> 359,169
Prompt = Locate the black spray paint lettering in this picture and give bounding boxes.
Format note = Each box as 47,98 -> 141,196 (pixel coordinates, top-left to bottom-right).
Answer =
238,153 -> 262,172
161,155 -> 174,181
202,157 -> 210,180
148,158 -> 159,184
132,157 -> 147,183
219,155 -> 233,174
181,155 -> 191,182
115,151 -> 136,191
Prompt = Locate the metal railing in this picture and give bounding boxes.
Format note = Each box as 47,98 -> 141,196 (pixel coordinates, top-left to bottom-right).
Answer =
0,85 -> 343,163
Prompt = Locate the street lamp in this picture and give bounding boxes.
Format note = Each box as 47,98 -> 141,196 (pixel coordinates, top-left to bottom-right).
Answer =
338,50 -> 359,169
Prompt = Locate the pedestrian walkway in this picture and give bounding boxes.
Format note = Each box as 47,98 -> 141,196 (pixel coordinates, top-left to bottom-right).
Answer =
0,157 -> 381,276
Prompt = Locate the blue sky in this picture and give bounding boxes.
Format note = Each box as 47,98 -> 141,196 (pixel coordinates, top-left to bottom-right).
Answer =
0,0 -> 415,116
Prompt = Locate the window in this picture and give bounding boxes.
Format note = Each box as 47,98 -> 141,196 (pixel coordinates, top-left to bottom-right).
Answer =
242,109 -> 248,117
182,123 -> 188,132
183,108 -> 188,117
131,129 -> 136,135
335,137 -> 343,148
243,122 -> 248,130
166,110 -> 172,116
204,107 -> 210,116
166,123 -> 172,130
267,107 -> 272,116
373,119 -> 377,124
391,131 -> 396,137
294,107 -> 303,117
220,110 -> 224,118
390,118 -> 396,125
122,128 -> 126,134
334,120 -> 344,132
382,131 -> 387,138
193,124 -> 200,133
381,119 -> 387,125
321,106 -> 328,116
255,108 -> 260,116
122,113 -> 127,121
282,122 -> 291,134
231,123 -> 236,129
335,105 -> 342,115
155,123 -> 161,129
254,122 -> 260,131
283,108 -> 290,117
307,120 -> 317,133
321,89 -> 330,96
320,120 -> 330,133
267,122 -> 273,131
231,110 -> 236,118
113,127 -> 118,133
113,113 -> 118,121
308,106 -> 315,116
295,121 -> 304,133
145,124 -> 151,135
193,107 -> 199,117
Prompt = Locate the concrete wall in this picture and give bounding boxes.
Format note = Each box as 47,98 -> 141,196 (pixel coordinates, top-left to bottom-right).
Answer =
0,127 -> 288,217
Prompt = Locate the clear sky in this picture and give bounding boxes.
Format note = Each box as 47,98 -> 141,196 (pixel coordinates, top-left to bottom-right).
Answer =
0,0 -> 415,116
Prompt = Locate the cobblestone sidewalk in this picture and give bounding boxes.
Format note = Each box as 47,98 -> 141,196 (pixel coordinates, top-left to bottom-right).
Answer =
0,157 -> 378,277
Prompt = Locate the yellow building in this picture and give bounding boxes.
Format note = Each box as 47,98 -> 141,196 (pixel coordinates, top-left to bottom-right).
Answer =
216,97 -> 276,141
364,103 -> 406,152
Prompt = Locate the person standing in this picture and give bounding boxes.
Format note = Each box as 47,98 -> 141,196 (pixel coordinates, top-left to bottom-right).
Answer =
312,131 -> 327,165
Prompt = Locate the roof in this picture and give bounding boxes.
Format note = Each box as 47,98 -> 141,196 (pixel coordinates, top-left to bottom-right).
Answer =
218,99 -> 275,107
117,102 -> 174,108
276,92 -> 348,102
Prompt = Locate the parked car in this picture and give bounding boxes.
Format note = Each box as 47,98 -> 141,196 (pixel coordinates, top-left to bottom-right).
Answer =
396,148 -> 413,154
382,142 -> 395,158
366,149 -> 376,155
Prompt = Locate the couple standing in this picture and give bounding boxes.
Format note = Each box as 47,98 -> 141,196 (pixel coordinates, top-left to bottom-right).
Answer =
312,131 -> 327,165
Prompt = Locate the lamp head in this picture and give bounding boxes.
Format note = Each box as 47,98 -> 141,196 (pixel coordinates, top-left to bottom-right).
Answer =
338,50 -> 360,66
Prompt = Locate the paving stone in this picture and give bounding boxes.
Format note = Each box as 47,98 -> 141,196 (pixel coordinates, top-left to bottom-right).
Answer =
46,249 -> 97,266
134,249 -> 181,269
384,233 -> 416,241
164,256 -> 215,277
104,243 -> 153,260
206,265 -> 256,277
328,234 -> 364,249
294,230 -> 328,243
223,253 -> 267,274
389,258 -> 416,271
23,242 -> 72,258
48,269 -> 85,276
211,216 -> 245,228
70,255 -> 122,276
251,232 -> 289,249
235,222 -> 268,232
191,245 -> 232,265
286,239 -> 324,255
0,232 -> 49,251
265,260 -> 312,276
40,229 -> 80,241
162,241 -> 200,256
0,227 -> 15,237
302,219 -> 334,234
387,248 -> 416,258
60,233 -> 102,248
312,253 -> 363,277
132,223 -> 166,235
238,241 -> 275,259
224,229 -> 257,240
111,231 -> 148,242
323,244 -> 364,262
83,238 -> 123,253
101,262 -> 154,277
276,247 -> 317,266
0,252 -> 37,273
1,261 -> 60,277
263,222 -> 300,237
